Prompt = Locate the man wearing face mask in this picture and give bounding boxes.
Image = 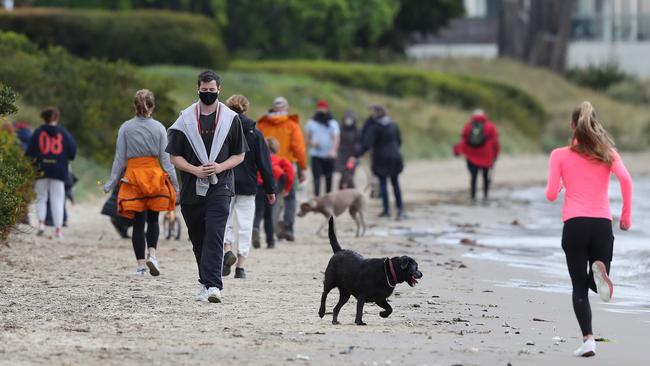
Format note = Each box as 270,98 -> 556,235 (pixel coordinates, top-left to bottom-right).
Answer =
166,70 -> 248,303
305,100 -> 340,196
336,111 -> 359,189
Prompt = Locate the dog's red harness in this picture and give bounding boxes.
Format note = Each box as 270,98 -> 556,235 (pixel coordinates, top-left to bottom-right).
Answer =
384,258 -> 398,288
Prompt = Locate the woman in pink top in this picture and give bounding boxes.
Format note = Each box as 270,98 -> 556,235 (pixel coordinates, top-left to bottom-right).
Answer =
546,101 -> 633,358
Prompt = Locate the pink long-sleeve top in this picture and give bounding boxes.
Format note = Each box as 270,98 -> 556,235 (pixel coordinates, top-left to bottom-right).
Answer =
545,147 -> 632,227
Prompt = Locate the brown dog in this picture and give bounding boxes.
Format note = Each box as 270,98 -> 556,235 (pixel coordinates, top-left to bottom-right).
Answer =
298,189 -> 366,237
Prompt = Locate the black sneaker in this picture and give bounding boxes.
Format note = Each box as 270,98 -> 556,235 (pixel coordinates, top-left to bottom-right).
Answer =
267,242 -> 276,249
378,211 -> 390,218
234,268 -> 246,279
252,228 -> 260,249
222,251 -> 237,276
284,231 -> 295,242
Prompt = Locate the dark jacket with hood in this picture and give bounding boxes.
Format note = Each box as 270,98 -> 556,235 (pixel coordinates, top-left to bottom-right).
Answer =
26,124 -> 77,181
356,115 -> 403,177
336,120 -> 359,172
234,114 -> 275,195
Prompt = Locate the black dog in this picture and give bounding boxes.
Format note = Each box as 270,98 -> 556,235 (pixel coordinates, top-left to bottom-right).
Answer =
319,217 -> 423,325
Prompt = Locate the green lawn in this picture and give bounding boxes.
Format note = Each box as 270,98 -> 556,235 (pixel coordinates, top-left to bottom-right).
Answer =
408,58 -> 650,151
144,65 -> 538,160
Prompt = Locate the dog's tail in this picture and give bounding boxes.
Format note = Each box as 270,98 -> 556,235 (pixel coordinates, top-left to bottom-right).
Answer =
328,216 -> 342,253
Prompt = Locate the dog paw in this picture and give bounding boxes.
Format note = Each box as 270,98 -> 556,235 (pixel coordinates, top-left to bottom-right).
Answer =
379,311 -> 391,318
332,320 -> 340,325
318,310 -> 325,318
355,321 -> 367,326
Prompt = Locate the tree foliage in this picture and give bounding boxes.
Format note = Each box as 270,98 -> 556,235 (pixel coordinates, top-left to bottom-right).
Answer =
14,0 -> 464,59
0,31 -> 176,163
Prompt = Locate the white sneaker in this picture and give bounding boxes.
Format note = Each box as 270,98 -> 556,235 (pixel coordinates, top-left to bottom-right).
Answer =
194,283 -> 208,302
37,222 -> 45,237
207,287 -> 221,303
592,261 -> 613,302
133,267 -> 146,277
146,255 -> 160,276
53,228 -> 63,240
573,338 -> 596,357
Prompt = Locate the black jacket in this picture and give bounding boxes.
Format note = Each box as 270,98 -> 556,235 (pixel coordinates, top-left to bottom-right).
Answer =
356,116 -> 403,177
336,124 -> 359,172
233,114 -> 275,195
25,124 -> 77,181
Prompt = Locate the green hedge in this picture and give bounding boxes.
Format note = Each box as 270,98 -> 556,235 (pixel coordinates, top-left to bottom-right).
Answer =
231,60 -> 547,138
0,8 -> 228,68
0,31 -> 176,163
0,84 -> 34,242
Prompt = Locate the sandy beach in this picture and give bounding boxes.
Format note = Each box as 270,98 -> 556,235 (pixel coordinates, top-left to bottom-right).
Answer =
2,153 -> 650,366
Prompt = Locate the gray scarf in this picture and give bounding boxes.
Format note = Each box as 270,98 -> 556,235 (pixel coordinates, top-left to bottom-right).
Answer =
168,101 -> 236,196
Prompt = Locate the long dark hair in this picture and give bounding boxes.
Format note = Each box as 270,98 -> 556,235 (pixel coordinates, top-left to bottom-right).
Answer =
570,101 -> 614,166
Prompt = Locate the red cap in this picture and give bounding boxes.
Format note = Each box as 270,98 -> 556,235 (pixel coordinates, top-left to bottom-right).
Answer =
316,99 -> 329,109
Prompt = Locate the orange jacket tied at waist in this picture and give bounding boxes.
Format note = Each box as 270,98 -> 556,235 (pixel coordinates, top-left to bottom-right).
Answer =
117,156 -> 176,219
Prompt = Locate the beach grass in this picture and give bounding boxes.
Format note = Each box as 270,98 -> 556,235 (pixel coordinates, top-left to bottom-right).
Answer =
143,65 -> 539,160
408,58 -> 650,151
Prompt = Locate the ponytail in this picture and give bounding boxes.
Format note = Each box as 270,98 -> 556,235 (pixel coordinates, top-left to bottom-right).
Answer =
134,89 -> 155,118
570,101 -> 614,165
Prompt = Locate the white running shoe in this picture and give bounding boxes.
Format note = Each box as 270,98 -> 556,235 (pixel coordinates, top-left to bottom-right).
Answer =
133,267 -> 146,277
53,228 -> 63,240
573,338 -> 596,357
194,283 -> 208,302
207,287 -> 221,303
592,261 -> 613,302
146,255 -> 160,277
37,222 -> 45,237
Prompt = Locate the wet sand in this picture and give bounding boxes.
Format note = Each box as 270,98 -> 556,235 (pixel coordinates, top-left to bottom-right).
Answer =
2,153 -> 650,365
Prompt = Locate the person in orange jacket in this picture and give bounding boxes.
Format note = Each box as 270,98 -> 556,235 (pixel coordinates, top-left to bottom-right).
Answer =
257,97 -> 307,241
453,109 -> 500,202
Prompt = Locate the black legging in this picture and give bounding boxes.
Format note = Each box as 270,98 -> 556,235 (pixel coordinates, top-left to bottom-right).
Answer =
562,217 -> 614,336
311,156 -> 335,196
132,210 -> 160,260
254,188 -> 274,247
466,160 -> 490,200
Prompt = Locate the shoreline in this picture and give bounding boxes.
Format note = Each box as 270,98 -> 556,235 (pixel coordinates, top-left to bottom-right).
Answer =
1,153 -> 650,365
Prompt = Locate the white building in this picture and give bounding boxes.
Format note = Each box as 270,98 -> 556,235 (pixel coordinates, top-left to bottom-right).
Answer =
408,0 -> 650,77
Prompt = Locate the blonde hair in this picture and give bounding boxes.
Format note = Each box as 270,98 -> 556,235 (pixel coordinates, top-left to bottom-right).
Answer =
266,137 -> 280,154
570,101 -> 614,165
225,94 -> 250,114
134,89 -> 155,118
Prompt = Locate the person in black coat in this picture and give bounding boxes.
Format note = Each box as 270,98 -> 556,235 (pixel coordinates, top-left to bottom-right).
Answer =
336,111 -> 359,189
223,95 -> 276,279
350,105 -> 405,220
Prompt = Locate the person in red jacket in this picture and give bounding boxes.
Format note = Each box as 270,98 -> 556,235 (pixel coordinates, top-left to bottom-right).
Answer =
453,109 -> 500,201
253,137 -> 295,249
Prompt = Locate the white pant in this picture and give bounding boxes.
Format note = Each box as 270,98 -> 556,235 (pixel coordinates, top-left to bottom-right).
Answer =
35,178 -> 65,228
225,195 -> 256,258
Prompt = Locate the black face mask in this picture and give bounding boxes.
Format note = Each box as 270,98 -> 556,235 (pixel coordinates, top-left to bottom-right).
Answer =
199,91 -> 219,105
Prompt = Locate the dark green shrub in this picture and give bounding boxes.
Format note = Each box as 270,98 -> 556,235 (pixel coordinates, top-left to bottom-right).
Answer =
231,60 -> 547,138
606,79 -> 650,105
0,7 -> 228,68
566,63 -> 629,91
0,31 -> 176,163
0,84 -> 34,242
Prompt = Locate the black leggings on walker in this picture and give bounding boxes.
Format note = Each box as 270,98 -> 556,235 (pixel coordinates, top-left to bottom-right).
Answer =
562,217 -> 613,336
466,160 -> 490,200
132,210 -> 159,260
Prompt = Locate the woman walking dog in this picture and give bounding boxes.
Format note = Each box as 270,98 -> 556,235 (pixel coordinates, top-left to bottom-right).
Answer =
104,89 -> 179,277
546,101 -> 633,358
